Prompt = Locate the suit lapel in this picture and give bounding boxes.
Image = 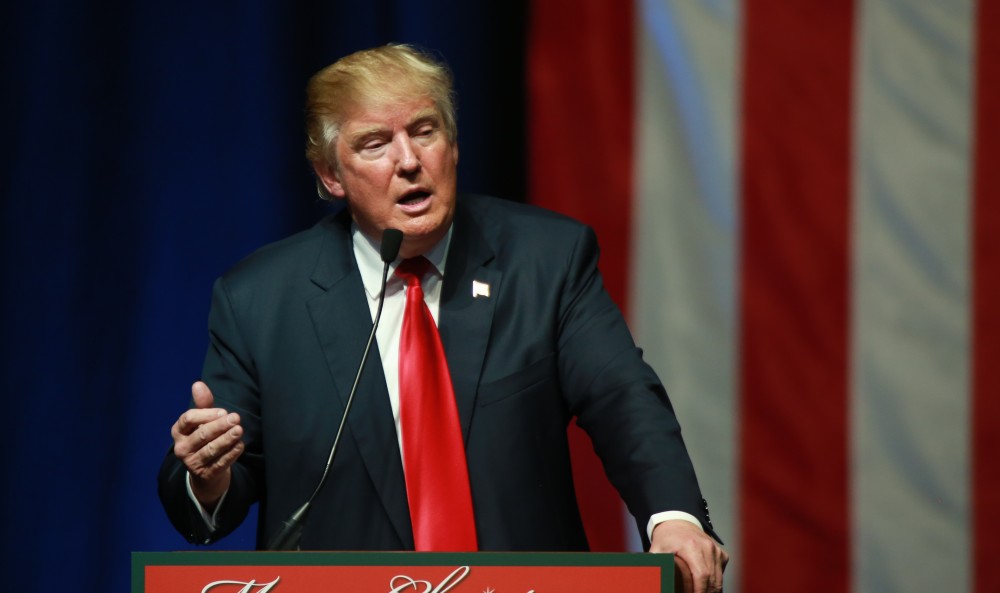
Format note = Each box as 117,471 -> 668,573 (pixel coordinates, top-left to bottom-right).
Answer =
439,201 -> 501,441
306,213 -> 413,548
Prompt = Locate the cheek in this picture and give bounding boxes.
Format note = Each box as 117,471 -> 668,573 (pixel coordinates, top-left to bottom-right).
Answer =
344,164 -> 392,192
427,150 -> 456,178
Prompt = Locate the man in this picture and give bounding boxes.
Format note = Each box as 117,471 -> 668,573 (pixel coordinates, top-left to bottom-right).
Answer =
159,44 -> 727,592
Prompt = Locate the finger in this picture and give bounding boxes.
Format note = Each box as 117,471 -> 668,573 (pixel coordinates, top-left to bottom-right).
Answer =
174,411 -> 241,456
208,432 -> 245,472
188,421 -> 244,477
681,546 -> 717,593
697,546 -> 727,593
199,426 -> 243,473
673,555 -> 695,593
192,381 -> 215,409
711,548 -> 729,592
174,407 -> 228,437
706,547 -> 727,593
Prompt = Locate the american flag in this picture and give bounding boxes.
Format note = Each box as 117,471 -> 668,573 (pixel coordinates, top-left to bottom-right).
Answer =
526,1 -> 999,592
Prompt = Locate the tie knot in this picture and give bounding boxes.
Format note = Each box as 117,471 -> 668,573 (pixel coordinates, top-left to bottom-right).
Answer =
395,256 -> 432,286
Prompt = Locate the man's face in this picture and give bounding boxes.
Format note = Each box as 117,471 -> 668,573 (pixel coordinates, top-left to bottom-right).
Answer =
316,95 -> 459,259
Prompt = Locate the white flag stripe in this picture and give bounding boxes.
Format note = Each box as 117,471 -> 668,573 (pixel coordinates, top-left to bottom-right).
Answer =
851,0 -> 976,590
631,0 -> 742,584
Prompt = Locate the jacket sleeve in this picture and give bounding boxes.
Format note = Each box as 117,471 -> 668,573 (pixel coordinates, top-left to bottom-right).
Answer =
157,276 -> 264,545
553,224 -> 720,546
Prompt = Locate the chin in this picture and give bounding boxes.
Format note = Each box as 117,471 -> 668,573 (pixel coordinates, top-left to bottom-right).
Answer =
398,225 -> 446,256
404,213 -> 447,237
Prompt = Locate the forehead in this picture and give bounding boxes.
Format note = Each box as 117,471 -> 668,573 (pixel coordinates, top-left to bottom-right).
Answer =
340,96 -> 439,133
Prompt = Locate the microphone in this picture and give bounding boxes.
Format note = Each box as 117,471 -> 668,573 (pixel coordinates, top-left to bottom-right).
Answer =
267,228 -> 404,550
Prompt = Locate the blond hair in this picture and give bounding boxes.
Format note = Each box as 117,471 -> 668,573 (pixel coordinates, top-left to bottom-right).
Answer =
305,44 -> 457,175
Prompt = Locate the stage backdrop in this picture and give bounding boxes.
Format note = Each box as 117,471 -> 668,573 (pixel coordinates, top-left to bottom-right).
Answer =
3,1 -> 997,593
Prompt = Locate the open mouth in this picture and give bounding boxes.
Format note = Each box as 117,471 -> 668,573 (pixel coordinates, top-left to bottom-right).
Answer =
398,190 -> 431,206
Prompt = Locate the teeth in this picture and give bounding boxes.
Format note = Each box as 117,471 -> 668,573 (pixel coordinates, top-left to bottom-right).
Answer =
400,191 -> 430,204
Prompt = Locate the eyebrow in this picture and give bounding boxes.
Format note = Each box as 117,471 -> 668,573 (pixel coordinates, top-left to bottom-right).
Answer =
407,108 -> 440,128
346,108 -> 442,145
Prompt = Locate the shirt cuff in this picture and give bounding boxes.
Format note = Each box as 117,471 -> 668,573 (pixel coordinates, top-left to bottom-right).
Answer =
646,510 -> 704,541
185,471 -> 227,533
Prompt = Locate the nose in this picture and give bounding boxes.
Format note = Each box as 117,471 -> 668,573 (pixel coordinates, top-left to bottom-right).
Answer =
393,136 -> 421,175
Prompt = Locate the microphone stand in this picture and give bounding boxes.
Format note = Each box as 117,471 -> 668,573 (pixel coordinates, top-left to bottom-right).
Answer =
266,228 -> 403,550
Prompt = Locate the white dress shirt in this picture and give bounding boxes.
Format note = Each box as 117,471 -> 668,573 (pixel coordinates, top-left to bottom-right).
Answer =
352,224 -> 451,460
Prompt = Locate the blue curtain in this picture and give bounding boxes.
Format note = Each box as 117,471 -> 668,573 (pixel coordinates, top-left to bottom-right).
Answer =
1,2 -> 526,590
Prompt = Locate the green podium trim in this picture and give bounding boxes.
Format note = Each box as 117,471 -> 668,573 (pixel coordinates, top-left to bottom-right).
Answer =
133,551 -> 676,592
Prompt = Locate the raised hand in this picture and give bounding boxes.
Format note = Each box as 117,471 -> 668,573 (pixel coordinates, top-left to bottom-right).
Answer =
170,381 -> 244,508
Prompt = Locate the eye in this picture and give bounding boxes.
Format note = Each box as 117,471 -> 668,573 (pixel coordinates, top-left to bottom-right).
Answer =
359,138 -> 388,154
412,124 -> 438,144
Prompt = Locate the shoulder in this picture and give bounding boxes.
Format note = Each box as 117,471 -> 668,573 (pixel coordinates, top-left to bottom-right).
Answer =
459,193 -> 583,230
457,193 -> 593,255
219,210 -> 350,292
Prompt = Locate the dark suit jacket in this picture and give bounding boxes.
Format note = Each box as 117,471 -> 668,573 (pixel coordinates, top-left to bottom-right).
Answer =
159,193 -> 716,550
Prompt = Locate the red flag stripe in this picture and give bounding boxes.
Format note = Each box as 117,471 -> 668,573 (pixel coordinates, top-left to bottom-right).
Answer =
738,2 -> 855,592
527,0 -> 636,551
973,1 -> 1000,591
527,0 -> 635,312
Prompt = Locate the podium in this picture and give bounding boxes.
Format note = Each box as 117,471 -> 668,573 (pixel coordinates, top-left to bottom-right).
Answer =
133,551 -> 690,592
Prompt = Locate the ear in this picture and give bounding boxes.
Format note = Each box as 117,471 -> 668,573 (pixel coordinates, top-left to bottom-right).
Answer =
312,160 -> 347,199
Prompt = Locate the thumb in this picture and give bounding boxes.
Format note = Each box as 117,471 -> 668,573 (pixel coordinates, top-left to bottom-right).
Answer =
192,381 -> 215,409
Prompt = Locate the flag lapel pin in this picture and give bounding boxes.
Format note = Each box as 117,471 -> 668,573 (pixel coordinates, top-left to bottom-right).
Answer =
472,280 -> 490,298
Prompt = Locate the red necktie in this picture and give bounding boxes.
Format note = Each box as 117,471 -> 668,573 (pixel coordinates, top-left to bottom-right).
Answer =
395,257 -> 478,551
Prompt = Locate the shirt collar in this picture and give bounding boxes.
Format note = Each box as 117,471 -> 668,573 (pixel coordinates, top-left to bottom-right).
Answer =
353,225 -> 453,300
